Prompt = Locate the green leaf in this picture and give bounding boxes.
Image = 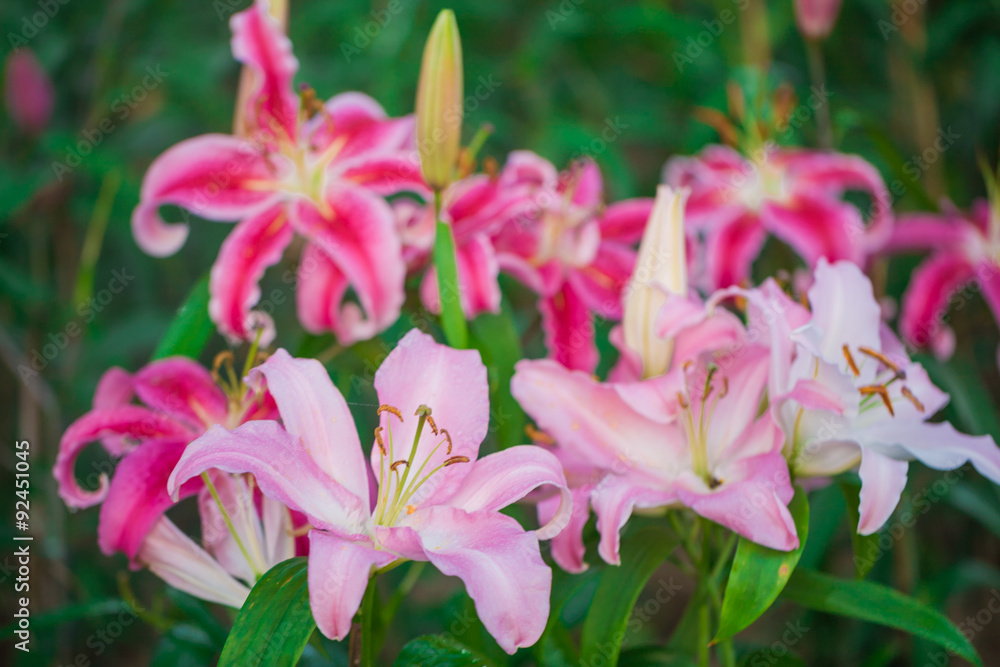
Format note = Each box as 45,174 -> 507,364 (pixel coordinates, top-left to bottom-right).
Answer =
218,557 -> 315,667
781,568 -> 982,666
392,634 -> 493,666
152,274 -> 213,360
618,646 -> 698,666
736,649 -> 806,667
469,302 -> 525,450
715,486 -> 809,641
432,218 -> 469,349
840,481 -> 881,578
580,526 -> 680,667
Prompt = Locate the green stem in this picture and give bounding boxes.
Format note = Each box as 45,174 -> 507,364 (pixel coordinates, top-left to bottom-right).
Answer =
360,575 -> 378,667
805,38 -> 833,149
432,189 -> 469,349
201,472 -> 261,580
73,170 -> 121,306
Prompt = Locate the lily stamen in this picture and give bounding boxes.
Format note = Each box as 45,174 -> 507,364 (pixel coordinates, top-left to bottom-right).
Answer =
900,386 -> 925,413
426,415 -> 439,435
842,345 -> 860,377
374,426 -> 387,456
525,423 -> 555,444
444,456 -> 469,466
390,460 -> 409,473
378,404 -> 404,422
859,384 -> 895,416
858,346 -> 900,374
440,429 -> 452,454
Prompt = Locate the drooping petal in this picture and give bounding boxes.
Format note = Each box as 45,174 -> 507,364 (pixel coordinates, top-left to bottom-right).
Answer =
132,134 -> 283,257
539,282 -> 599,372
230,1 -> 300,142
856,449 -> 909,535
899,252 -> 977,357
567,242 -> 636,320
803,258 -> 882,366
307,531 -> 396,641
97,439 -> 202,561
420,234 -> 501,318
139,518 -> 251,608
55,407 -> 193,509
168,421 -> 369,534
443,446 -> 572,539
372,329 -> 489,507
246,349 -> 370,503
209,204 -> 294,342
537,482 -> 595,573
132,358 -> 229,431
291,184 -> 404,345
590,475 -> 678,565
598,198 -> 656,244
391,506 -> 551,654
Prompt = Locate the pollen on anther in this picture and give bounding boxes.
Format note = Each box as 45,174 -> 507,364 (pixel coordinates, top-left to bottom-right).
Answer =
860,384 -> 895,417
440,429 -> 453,454
718,377 -> 729,399
390,459 -> 409,473
858,346 -> 900,374
525,423 -> 555,445
378,404 -> 404,422
426,415 -> 439,435
900,386 -> 925,413
374,426 -> 387,456
842,345 -> 860,377
676,391 -> 689,409
444,455 -> 469,466
406,505 -> 417,515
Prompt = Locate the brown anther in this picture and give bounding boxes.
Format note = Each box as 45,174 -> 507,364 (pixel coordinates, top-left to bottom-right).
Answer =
390,460 -> 409,473
426,415 -> 439,436
859,384 -> 895,417
483,155 -> 499,179
212,350 -> 236,376
718,377 -> 729,399
443,455 -> 470,467
709,476 -> 724,489
406,505 -> 417,515
440,429 -> 453,454
298,84 -> 324,120
676,391 -> 689,409
900,386 -> 925,413
682,359 -> 694,374
858,346 -> 900,374
842,345 -> 860,377
373,426 -> 387,456
525,423 -> 556,445
377,404 -> 404,422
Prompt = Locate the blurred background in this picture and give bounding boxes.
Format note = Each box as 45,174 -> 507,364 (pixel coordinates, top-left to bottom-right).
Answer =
2,0 -> 1000,664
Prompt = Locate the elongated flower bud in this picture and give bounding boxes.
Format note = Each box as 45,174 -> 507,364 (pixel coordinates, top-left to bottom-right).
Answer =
794,0 -> 843,40
623,186 -> 688,379
4,49 -> 53,136
416,10 -> 463,190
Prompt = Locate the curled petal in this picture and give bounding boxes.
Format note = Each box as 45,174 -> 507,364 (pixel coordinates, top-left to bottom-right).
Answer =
591,475 -> 677,565
856,450 -> 909,535
132,358 -> 230,431
899,252 -> 977,356
538,483 -> 595,573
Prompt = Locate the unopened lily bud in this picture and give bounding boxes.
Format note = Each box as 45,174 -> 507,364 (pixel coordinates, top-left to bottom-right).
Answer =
623,185 -> 688,379
794,0 -> 843,40
4,49 -> 54,136
416,9 -> 463,190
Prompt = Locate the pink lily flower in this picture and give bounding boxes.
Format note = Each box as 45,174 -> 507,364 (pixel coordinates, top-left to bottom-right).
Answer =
663,144 -> 892,291
4,48 -> 54,136
759,259 -> 1000,534
491,151 -> 654,372
132,1 -> 423,345
55,357 -> 300,607
512,339 -> 798,571
393,170 -> 538,319
885,200 -> 1000,363
168,330 -> 572,653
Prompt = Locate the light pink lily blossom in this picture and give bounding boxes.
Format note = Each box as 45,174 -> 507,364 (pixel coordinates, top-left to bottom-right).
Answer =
132,1 -> 423,345
664,144 -> 892,291
885,200 -> 1000,364
491,151 -> 654,372
753,259 -> 1000,535
168,330 -> 572,653
55,358 -> 300,607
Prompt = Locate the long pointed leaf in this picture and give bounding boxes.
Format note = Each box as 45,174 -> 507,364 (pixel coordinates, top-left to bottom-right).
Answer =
152,274 -> 213,360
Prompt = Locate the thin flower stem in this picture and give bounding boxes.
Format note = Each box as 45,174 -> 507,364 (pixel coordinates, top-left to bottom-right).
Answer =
360,574 -> 378,667
432,189 -> 469,349
805,38 -> 833,149
201,472 -> 261,581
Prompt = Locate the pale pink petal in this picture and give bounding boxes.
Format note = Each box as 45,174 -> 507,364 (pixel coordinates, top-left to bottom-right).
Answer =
539,282 -> 599,372
245,349 -> 370,503
291,185 -> 404,344
443,446 -> 572,539
308,531 -> 395,641
139,518 -> 251,608
804,259 -> 882,364
598,199 -> 656,244
420,234 -> 502,318
168,421 -> 369,534
132,134 -> 283,256
261,497 -> 296,564
372,330 -> 489,507
591,475 -> 677,565
132,358 -> 229,431
567,242 -> 636,320
899,252 -> 977,355
198,473 -> 269,581
55,407 -> 193,509
856,449 -> 908,535
97,439 -> 201,561
538,482 -> 595,573
209,204 -> 294,341
230,1 -> 299,141
781,378 -> 849,414
391,506 -> 551,654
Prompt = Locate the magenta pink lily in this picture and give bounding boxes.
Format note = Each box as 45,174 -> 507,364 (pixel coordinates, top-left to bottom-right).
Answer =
168,330 -> 572,653
55,357 -> 300,607
886,199 -> 1000,363
664,144 -> 892,291
132,0 -> 422,345
491,151 -> 654,372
